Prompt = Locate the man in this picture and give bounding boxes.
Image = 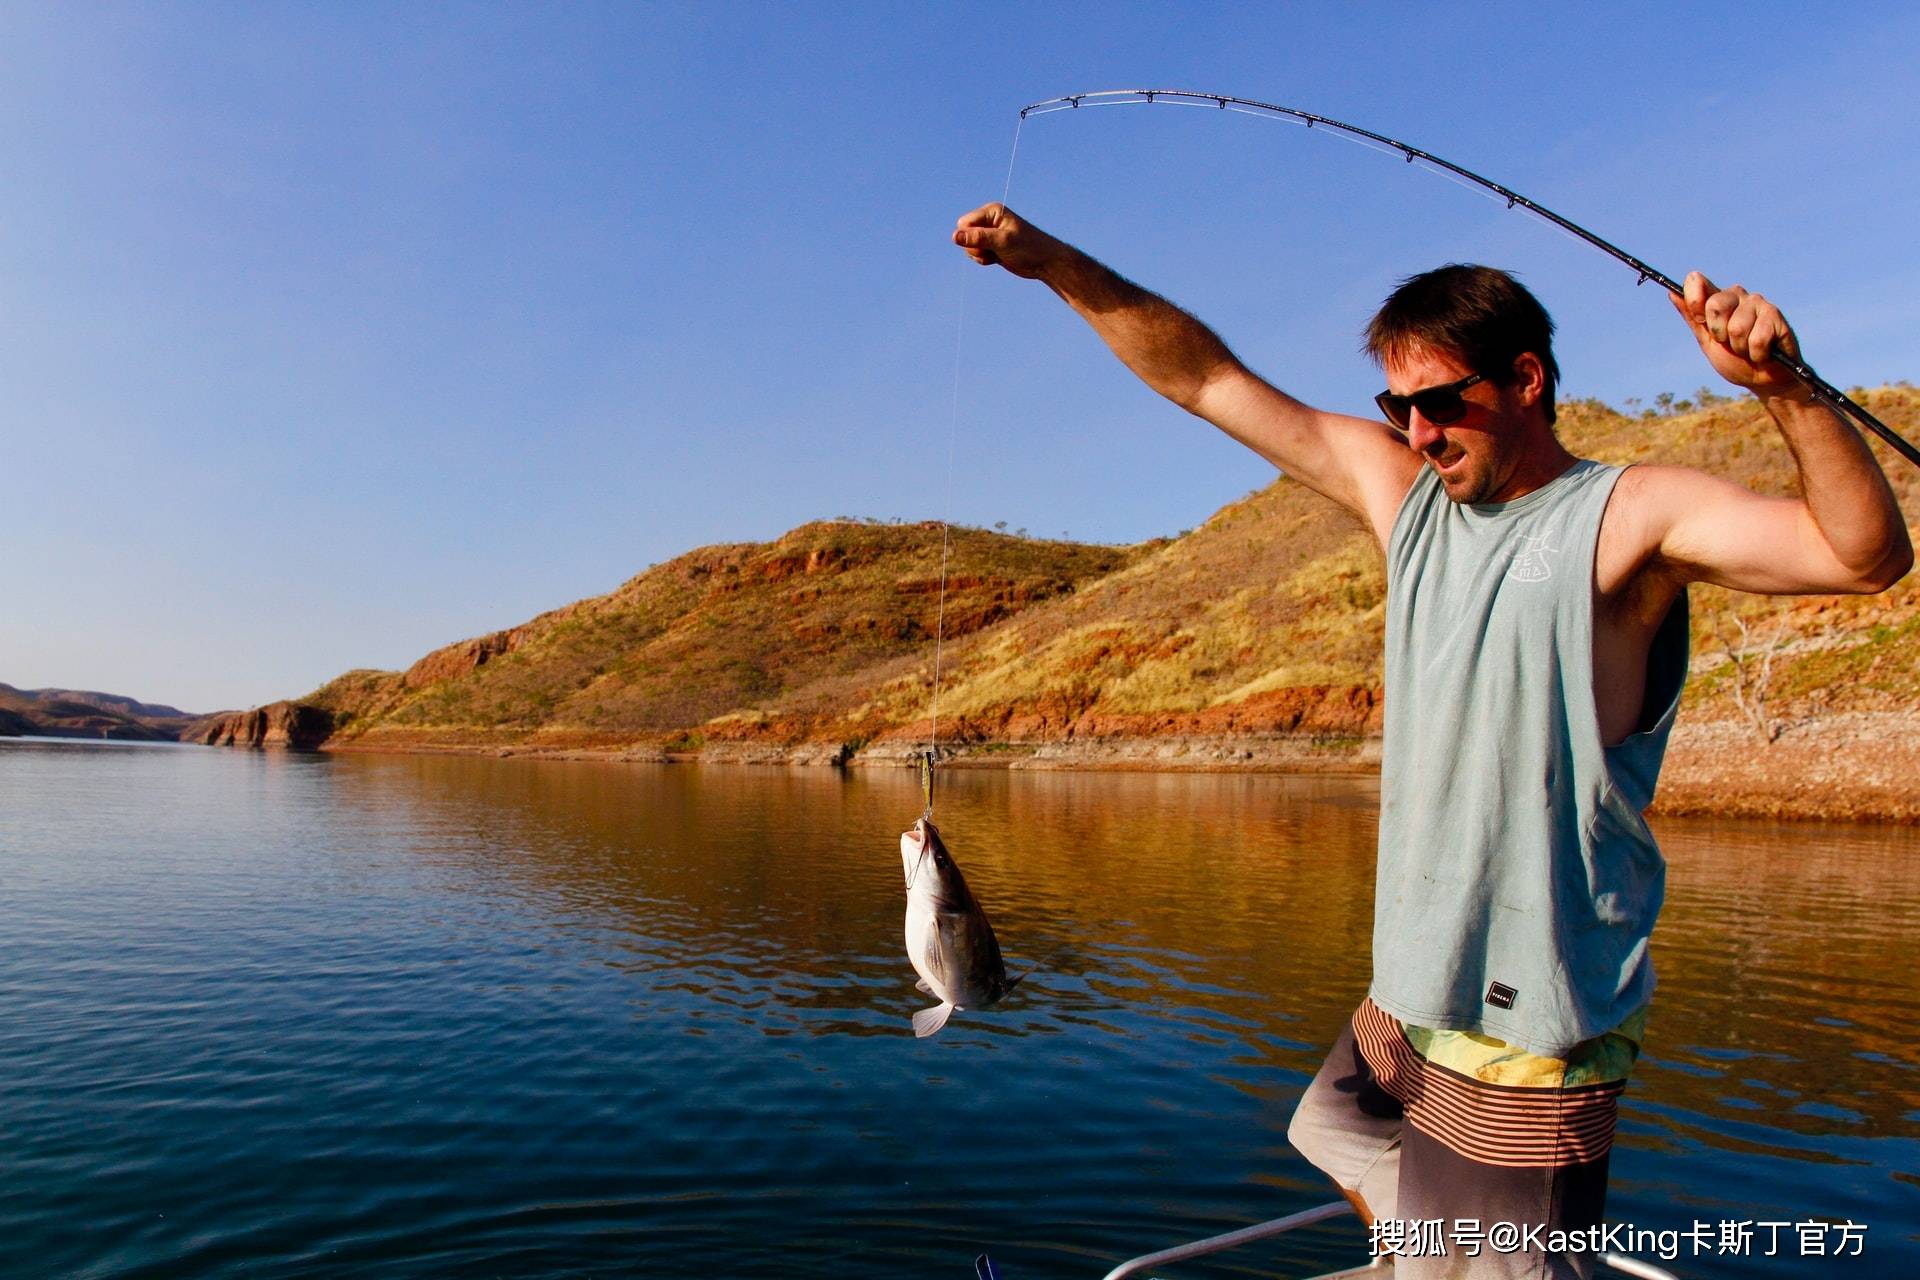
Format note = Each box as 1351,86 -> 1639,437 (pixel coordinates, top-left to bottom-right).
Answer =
952,202 -> 1911,1277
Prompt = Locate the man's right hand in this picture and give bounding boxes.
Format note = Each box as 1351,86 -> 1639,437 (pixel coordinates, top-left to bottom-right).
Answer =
953,203 -> 1063,280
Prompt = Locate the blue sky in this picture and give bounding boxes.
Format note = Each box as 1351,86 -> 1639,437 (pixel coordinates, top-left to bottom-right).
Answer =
4,3 -> 1917,712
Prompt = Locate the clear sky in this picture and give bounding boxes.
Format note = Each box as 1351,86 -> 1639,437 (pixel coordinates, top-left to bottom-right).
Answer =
4,2 -> 1916,712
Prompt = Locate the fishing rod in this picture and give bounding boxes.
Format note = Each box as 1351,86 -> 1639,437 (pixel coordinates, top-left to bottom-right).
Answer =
1020,89 -> 1920,470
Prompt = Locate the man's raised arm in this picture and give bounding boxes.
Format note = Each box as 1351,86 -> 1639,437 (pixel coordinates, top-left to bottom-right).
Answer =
953,203 -> 1418,541
1625,273 -> 1912,596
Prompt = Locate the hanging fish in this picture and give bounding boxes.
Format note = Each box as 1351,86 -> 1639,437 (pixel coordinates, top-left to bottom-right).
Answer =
899,816 -> 1021,1037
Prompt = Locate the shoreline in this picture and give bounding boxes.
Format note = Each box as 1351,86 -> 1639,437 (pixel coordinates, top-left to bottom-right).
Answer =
301,709 -> 1920,825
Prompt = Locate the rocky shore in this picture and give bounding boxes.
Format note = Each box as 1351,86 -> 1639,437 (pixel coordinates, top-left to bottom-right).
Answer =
189,701 -> 334,749
303,709 -> 1919,825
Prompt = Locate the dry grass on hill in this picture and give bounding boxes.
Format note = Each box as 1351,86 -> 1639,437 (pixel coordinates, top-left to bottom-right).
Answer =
817,477 -> 1386,747
308,520 -> 1140,749
1567,386 -> 1920,727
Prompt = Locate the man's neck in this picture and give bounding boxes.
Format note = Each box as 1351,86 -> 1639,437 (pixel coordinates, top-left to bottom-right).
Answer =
1483,438 -> 1579,504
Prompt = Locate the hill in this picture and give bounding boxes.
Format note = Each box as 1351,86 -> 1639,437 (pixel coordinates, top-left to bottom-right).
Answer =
195,386 -> 1920,819
191,520 -> 1142,759
0,683 -> 207,741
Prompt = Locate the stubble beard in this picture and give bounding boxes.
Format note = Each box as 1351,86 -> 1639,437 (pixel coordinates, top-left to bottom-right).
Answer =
1435,451 -> 1502,505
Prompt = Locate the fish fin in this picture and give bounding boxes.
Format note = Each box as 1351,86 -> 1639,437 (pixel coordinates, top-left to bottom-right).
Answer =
915,978 -> 934,994
922,930 -> 949,989
912,1002 -> 954,1038
997,965 -> 1036,1001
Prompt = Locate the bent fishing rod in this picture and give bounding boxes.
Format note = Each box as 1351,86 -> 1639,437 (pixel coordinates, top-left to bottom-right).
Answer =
1019,89 -> 1920,471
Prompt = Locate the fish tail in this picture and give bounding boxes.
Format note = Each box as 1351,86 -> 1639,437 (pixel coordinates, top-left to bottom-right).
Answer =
912,1002 -> 955,1037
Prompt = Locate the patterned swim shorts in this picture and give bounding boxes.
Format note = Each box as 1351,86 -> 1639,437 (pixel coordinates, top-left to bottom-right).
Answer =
1287,997 -> 1646,1279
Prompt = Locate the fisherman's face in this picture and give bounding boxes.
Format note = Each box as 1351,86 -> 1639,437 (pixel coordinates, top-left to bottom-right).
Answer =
1383,346 -> 1523,505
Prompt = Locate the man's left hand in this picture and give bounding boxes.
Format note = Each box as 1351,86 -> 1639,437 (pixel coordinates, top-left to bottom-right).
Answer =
1669,271 -> 1803,396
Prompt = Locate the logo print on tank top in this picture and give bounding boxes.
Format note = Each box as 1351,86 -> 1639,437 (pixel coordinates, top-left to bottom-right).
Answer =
1507,530 -> 1559,583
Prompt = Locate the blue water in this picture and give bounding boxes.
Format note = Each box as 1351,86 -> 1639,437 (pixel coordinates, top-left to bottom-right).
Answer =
3,738 -> 1915,1277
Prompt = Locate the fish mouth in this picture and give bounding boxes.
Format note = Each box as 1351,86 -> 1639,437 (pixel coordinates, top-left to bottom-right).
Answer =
900,820 -> 930,889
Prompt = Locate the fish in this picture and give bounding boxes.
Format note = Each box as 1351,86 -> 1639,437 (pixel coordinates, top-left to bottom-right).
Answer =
899,816 -> 1021,1037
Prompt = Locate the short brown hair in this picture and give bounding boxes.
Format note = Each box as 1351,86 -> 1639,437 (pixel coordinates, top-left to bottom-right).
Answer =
1364,264 -> 1561,423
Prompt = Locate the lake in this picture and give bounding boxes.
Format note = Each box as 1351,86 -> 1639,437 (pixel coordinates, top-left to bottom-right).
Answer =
4,738 -> 1915,1278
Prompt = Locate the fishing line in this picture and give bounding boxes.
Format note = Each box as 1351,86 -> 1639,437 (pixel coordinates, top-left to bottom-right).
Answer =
923,112 -> 1026,819
1018,88 -> 1920,469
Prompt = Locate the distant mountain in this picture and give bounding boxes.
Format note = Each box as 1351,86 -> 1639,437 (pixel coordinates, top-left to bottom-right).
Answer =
184,386 -> 1920,816
0,683 -> 209,741
25,689 -> 194,720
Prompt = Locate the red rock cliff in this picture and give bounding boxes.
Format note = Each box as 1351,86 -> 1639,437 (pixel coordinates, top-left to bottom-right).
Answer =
190,701 -> 334,749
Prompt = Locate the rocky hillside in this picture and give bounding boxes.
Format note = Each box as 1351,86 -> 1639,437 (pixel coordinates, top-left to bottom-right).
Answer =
191,702 -> 334,749
247,519 -> 1142,756
200,386 -> 1920,816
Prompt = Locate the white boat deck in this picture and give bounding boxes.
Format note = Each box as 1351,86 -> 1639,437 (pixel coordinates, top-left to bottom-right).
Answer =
975,1200 -> 1679,1280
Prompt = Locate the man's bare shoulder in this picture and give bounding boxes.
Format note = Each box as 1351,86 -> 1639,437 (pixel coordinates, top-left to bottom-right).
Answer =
1201,371 -> 1422,543
1600,459 -> 1833,594
1344,419 -> 1425,544
1604,461 -> 1753,527
1595,462 -> 1719,594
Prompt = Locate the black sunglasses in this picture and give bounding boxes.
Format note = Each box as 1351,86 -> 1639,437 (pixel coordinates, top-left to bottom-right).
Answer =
1375,372 -> 1487,433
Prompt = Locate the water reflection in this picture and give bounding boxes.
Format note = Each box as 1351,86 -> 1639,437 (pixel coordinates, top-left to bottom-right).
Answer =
3,739 -> 1916,1278
322,759 -> 1385,1030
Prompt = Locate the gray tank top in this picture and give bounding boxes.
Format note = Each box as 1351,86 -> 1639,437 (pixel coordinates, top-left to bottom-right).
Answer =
1371,458 -> 1688,1058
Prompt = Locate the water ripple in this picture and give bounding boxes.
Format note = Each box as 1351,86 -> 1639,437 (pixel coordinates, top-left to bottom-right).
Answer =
2,741 -> 1915,1278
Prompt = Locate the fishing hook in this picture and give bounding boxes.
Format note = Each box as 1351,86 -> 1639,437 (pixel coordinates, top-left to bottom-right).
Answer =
1018,89 -> 1920,470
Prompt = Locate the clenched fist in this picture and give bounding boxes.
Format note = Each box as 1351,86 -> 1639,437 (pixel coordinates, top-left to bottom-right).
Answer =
952,203 -> 1069,280
1670,271 -> 1803,395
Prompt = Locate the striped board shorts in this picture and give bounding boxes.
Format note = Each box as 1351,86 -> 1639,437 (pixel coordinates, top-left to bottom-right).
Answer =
1287,997 -> 1645,1279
